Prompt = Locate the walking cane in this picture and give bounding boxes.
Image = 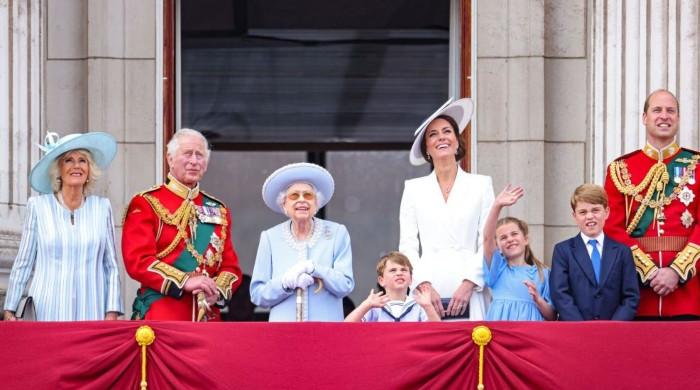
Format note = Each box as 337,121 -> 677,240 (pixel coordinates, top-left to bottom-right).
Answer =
295,287 -> 304,322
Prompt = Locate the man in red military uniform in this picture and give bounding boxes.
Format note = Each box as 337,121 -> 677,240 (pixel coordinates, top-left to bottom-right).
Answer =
123,128 -> 242,321
605,89 -> 700,319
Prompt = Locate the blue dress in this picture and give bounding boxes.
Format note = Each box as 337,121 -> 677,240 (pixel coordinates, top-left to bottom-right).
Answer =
484,251 -> 551,321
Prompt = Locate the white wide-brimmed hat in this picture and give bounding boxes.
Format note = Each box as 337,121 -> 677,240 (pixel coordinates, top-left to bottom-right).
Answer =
30,132 -> 118,194
409,98 -> 474,166
262,162 -> 335,214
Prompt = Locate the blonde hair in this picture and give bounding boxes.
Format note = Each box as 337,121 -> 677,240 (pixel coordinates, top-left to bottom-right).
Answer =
376,251 -> 413,277
570,183 -> 608,211
48,149 -> 101,193
496,216 -> 547,282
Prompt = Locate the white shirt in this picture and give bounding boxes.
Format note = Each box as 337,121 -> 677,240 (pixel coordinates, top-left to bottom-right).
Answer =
580,232 -> 605,259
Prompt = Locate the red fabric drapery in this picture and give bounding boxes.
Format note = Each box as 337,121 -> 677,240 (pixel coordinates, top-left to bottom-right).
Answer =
1,321 -> 698,389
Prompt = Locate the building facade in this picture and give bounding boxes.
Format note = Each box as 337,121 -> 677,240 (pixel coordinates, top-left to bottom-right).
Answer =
1,0 -> 698,315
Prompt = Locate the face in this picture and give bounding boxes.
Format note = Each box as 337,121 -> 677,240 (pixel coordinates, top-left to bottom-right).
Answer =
378,260 -> 412,293
424,117 -> 458,161
495,222 -> 529,261
168,135 -> 208,187
643,91 -> 679,146
58,150 -> 90,189
572,201 -> 610,238
283,183 -> 317,222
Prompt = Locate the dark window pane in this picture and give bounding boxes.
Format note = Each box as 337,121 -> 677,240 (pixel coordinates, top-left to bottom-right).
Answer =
181,0 -> 450,148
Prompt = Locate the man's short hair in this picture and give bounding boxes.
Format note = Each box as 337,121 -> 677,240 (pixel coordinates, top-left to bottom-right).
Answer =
166,128 -> 211,162
643,89 -> 680,114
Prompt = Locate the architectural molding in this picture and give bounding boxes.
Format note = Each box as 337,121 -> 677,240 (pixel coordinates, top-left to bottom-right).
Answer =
591,0 -> 700,183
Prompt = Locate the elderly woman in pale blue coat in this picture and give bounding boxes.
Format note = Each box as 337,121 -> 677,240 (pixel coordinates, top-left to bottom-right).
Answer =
250,163 -> 354,321
3,132 -> 123,321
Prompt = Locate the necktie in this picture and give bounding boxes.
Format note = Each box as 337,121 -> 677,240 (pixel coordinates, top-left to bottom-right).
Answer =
588,239 -> 601,283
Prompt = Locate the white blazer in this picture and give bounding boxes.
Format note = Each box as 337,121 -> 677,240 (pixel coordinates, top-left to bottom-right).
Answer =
399,167 -> 494,320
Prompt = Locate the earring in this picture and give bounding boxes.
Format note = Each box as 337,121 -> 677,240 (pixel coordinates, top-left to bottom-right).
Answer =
426,154 -> 432,161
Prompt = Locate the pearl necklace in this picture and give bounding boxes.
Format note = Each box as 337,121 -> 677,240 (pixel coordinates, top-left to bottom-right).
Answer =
57,192 -> 85,225
284,218 -> 321,252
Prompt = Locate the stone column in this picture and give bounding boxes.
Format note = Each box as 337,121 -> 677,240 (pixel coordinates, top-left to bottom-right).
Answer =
477,0 -> 546,260
0,0 -> 44,298
591,0 -> 700,183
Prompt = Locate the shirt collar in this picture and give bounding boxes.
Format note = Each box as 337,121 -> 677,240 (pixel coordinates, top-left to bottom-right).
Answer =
642,140 -> 680,161
165,173 -> 200,200
580,231 -> 605,247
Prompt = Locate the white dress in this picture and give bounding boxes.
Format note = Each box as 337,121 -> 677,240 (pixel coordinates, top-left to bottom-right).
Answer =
3,194 -> 123,320
399,167 -> 494,320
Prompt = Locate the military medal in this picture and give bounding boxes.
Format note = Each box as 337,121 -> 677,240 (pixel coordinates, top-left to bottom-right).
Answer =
681,209 -> 694,229
196,205 -> 225,224
674,166 -> 684,184
679,186 -> 695,206
690,169 -> 696,185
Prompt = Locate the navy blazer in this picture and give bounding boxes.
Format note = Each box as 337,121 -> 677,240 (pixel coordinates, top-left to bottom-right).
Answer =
550,234 -> 639,320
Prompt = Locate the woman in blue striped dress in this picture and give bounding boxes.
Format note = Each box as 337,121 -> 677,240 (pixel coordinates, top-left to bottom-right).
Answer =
3,132 -> 123,321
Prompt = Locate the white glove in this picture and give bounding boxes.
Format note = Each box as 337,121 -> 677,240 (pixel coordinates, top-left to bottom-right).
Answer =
282,267 -> 300,291
299,260 -> 315,274
294,273 -> 315,290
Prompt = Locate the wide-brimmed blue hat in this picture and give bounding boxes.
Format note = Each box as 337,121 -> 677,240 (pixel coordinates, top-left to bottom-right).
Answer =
262,163 -> 335,214
409,98 -> 474,166
30,132 -> 118,194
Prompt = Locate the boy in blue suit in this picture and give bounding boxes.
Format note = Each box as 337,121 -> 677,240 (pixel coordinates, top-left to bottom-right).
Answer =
550,184 -> 639,320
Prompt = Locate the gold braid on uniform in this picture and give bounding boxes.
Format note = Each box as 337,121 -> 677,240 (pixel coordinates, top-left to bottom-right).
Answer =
142,194 -> 228,268
670,243 -> 700,282
609,155 -> 700,234
630,245 -> 659,284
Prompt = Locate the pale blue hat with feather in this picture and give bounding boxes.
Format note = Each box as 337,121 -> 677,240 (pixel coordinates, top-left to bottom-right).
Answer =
30,132 -> 117,194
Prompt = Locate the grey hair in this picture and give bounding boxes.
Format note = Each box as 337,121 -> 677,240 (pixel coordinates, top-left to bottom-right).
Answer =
48,149 -> 102,193
166,128 -> 211,162
276,182 -> 325,213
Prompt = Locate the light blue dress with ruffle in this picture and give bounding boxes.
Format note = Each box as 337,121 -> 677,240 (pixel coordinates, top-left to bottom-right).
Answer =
484,251 -> 551,321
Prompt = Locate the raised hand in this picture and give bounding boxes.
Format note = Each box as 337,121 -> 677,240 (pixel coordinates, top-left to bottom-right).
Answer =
364,289 -> 390,308
523,280 -> 540,301
495,184 -> 524,207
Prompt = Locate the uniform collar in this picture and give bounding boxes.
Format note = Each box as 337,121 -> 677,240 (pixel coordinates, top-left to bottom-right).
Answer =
642,140 -> 680,161
165,173 -> 200,200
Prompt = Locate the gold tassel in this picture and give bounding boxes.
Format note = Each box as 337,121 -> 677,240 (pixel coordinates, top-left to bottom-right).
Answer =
472,325 -> 492,390
135,325 -> 156,390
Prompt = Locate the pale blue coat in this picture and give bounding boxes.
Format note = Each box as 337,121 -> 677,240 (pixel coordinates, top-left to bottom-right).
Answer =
250,218 -> 354,321
4,194 -> 123,320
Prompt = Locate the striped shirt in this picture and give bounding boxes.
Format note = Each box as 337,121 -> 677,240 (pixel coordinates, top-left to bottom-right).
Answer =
4,194 -> 123,320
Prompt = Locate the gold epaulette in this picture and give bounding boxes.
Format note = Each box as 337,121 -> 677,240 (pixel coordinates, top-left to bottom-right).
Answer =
200,190 -> 228,209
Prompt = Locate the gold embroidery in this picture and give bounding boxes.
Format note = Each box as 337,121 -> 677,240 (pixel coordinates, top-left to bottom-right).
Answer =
142,193 -> 228,267
670,243 -> 700,282
215,271 -> 240,300
148,261 -> 188,292
631,245 -> 659,284
609,154 -> 700,234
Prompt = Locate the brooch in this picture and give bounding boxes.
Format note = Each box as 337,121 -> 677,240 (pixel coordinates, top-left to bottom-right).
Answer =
679,186 -> 695,207
681,209 -> 694,229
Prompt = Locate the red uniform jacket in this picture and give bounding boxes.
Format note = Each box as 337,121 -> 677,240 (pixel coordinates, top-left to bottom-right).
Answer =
122,177 -> 242,321
604,142 -> 700,317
